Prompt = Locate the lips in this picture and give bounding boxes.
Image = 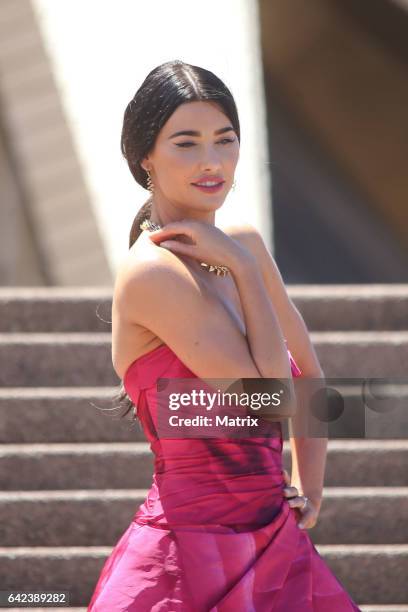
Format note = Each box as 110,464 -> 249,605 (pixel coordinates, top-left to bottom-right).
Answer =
192,181 -> 225,193
192,181 -> 224,186
191,176 -> 224,186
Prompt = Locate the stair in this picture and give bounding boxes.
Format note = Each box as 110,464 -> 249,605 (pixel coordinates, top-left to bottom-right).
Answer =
0,285 -> 407,609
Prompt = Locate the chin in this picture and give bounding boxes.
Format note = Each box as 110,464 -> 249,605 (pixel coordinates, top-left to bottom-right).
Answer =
194,199 -> 225,213
192,191 -> 226,203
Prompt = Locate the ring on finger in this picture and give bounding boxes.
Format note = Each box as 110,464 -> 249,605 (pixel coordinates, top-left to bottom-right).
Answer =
300,495 -> 309,510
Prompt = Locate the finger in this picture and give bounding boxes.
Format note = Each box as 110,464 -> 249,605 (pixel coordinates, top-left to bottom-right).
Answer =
148,231 -> 184,244
283,486 -> 300,498
297,508 -> 312,529
159,240 -> 196,256
148,221 -> 193,241
287,496 -> 307,509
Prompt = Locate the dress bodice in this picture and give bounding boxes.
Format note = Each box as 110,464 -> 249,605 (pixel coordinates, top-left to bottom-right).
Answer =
124,341 -> 302,404
122,341 -> 302,531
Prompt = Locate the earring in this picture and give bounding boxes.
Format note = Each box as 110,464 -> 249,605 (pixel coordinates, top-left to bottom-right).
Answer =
146,169 -> 154,193
232,179 -> 236,191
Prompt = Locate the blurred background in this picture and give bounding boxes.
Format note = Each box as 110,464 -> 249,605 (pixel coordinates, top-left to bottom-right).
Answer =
1,0 -> 407,287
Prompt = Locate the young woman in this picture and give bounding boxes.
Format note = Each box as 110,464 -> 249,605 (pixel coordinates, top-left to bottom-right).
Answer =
88,60 -> 361,611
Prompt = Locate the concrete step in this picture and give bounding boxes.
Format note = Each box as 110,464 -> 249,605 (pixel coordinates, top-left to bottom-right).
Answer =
0,487 -> 406,547
0,333 -> 115,386
1,285 -> 407,332
314,544 -> 408,605
1,331 -> 408,386
289,284 -> 408,331
1,386 -> 407,444
310,331 -> 408,378
0,442 -> 154,490
0,440 -> 406,490
285,440 -> 408,487
0,287 -> 112,333
0,544 -> 407,606
360,608 -> 408,611
311,487 -> 408,545
0,388 -> 146,443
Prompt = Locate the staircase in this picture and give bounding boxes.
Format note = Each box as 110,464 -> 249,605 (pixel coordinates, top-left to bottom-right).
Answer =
0,285 -> 407,610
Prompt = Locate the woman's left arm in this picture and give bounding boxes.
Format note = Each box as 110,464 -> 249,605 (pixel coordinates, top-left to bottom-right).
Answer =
225,224 -> 327,525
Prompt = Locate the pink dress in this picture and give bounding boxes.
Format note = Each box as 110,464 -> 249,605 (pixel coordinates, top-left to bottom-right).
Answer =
88,342 -> 361,611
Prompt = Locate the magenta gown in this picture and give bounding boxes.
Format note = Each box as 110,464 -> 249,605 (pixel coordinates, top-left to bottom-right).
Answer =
88,342 -> 361,611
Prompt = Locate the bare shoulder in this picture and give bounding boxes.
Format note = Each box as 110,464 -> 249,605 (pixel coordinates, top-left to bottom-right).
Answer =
112,232 -> 262,380
113,238 -> 197,321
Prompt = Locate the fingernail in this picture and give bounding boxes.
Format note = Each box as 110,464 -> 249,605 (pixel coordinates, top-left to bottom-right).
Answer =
160,241 -> 172,248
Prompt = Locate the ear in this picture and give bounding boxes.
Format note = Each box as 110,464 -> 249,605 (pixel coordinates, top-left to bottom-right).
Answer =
140,156 -> 151,173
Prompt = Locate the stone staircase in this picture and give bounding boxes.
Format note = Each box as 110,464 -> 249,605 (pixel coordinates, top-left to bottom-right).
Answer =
0,285 -> 407,611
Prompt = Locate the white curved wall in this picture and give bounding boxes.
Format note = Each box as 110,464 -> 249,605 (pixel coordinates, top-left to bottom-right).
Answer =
32,0 -> 272,271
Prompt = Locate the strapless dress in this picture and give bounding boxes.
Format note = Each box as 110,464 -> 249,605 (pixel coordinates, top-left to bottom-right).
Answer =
88,341 -> 361,611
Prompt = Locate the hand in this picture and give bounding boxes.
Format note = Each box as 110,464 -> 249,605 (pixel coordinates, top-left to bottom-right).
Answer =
282,469 -> 320,530
146,219 -> 251,271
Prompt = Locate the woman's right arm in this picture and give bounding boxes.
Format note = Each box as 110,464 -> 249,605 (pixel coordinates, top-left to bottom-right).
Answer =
117,242 -> 293,387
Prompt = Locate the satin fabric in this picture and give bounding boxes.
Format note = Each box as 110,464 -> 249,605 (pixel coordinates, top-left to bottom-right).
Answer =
88,343 -> 361,611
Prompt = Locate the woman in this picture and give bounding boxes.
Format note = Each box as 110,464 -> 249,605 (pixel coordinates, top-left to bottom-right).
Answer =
88,60 -> 361,611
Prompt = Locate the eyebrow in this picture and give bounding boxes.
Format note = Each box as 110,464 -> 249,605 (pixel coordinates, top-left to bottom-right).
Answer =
168,126 -> 235,139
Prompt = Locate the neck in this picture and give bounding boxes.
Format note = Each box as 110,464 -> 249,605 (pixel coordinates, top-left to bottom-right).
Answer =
148,193 -> 216,227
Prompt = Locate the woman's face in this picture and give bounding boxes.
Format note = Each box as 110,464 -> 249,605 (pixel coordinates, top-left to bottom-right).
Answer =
142,100 -> 240,212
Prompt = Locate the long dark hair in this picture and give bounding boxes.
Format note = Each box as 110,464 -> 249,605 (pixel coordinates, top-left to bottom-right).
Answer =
113,59 -> 241,421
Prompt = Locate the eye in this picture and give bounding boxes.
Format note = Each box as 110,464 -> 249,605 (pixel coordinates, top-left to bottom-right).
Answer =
175,138 -> 235,148
218,138 -> 235,145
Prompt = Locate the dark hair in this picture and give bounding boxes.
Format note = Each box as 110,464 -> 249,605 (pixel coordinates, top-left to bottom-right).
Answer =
113,59 -> 241,421
122,59 -> 240,249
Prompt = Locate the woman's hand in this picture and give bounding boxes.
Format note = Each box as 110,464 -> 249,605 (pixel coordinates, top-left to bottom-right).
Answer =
282,469 -> 321,530
146,219 -> 252,271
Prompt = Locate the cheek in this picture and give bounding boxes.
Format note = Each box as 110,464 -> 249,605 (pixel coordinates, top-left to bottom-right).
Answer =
223,140 -> 240,159
154,149 -> 193,190
224,146 -> 240,168
158,147 -> 193,175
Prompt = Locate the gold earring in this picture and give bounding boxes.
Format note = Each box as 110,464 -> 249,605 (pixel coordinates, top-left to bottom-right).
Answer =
146,169 -> 154,193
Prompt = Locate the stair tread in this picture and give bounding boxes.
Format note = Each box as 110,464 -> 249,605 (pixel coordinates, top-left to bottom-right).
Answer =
1,439 -> 407,452
1,330 -> 408,340
0,486 -> 407,500
1,544 -> 407,554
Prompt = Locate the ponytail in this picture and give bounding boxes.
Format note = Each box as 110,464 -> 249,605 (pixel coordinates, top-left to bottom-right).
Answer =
129,197 -> 152,249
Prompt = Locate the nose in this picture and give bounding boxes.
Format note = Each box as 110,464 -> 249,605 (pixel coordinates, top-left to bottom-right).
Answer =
199,144 -> 222,171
